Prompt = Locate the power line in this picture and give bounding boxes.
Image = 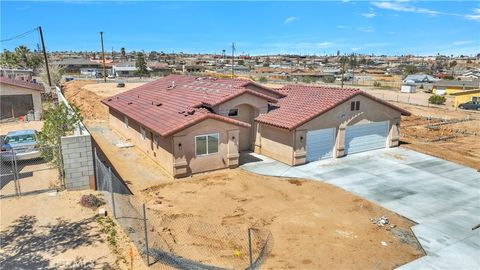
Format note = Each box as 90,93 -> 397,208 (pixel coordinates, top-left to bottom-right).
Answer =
0,27 -> 39,43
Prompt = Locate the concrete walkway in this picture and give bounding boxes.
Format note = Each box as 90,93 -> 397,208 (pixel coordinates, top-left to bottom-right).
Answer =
240,148 -> 480,270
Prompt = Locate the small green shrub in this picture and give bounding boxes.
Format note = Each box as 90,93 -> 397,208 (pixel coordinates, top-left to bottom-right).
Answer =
373,81 -> 381,87
322,75 -> 335,84
258,77 -> 268,83
428,94 -> 446,105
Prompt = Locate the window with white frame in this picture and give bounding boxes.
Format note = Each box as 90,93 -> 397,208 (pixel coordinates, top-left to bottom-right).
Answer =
195,133 -> 219,156
124,116 -> 129,128
140,126 -> 146,140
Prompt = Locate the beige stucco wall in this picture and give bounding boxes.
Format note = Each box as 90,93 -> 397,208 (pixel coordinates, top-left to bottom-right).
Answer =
108,108 -> 174,176
257,94 -> 403,165
215,92 -> 269,151
256,124 -> 294,165
172,118 -> 240,176
0,83 -> 43,116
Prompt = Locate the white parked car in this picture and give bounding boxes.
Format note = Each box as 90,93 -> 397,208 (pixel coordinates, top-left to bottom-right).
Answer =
1,130 -> 42,162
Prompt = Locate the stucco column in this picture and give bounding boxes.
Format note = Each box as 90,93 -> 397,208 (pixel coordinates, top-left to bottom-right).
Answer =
254,123 -> 262,153
173,135 -> 188,177
335,126 -> 346,158
293,130 -> 307,166
227,129 -> 240,168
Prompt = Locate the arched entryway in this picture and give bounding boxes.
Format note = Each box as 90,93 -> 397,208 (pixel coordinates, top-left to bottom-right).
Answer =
236,104 -> 259,151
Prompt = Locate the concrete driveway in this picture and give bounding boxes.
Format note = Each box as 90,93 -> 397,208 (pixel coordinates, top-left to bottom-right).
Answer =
240,148 -> 480,269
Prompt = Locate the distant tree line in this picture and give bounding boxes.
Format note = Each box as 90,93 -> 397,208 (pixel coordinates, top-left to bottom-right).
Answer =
0,45 -> 44,70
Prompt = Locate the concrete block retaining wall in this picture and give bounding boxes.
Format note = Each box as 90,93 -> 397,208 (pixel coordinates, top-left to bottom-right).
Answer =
61,134 -> 94,190
57,86 -> 94,190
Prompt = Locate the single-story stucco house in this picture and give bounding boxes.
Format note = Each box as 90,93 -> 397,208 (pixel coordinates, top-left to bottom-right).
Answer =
0,76 -> 44,121
102,75 -> 410,178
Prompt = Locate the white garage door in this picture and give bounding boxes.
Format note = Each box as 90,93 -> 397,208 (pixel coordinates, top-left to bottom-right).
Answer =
306,128 -> 336,162
345,121 -> 389,155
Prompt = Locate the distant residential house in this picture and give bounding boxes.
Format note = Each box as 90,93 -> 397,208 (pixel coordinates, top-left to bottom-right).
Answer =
458,70 -> 480,81
112,65 -> 152,77
52,58 -> 103,74
450,89 -> 480,108
0,68 -> 34,82
0,77 -> 44,120
402,74 -> 438,84
432,80 -> 480,95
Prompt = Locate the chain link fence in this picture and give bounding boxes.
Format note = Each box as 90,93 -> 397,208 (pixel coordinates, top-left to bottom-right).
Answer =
1,145 -> 63,198
94,148 -> 273,269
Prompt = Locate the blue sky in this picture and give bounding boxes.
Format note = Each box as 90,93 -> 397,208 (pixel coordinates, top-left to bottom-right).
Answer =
1,1 -> 479,56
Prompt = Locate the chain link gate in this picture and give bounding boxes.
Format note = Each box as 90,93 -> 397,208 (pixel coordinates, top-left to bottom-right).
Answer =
0,145 -> 63,198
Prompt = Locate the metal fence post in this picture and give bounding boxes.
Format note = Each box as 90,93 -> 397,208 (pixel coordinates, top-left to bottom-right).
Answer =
248,228 -> 253,270
57,145 -> 65,188
94,148 -> 99,190
109,167 -> 116,218
143,203 -> 150,266
12,149 -> 22,196
11,149 -> 19,196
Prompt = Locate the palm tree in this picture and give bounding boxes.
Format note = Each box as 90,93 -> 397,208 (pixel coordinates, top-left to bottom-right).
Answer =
14,45 -> 30,67
120,47 -> 126,62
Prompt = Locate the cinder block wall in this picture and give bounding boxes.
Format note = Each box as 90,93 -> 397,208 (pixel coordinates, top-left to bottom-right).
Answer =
61,134 -> 94,190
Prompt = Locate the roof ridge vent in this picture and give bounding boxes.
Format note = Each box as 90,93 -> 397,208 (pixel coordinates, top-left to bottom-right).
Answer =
167,81 -> 176,90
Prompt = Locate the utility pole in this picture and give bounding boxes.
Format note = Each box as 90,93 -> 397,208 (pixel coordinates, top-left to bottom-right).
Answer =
341,59 -> 345,89
231,42 -> 235,78
38,26 -> 52,87
351,53 -> 355,85
100,31 -> 107,83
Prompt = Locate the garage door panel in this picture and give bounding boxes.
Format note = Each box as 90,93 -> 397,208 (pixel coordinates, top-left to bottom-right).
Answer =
345,121 -> 389,155
306,128 -> 336,162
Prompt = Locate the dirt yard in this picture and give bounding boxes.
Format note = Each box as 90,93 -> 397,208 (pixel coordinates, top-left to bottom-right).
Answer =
0,190 -> 144,269
62,81 -> 145,120
142,169 -> 423,269
396,103 -> 480,170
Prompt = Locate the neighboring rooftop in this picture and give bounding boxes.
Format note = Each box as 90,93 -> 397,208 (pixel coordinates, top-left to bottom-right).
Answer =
434,80 -> 480,88
0,76 -> 45,91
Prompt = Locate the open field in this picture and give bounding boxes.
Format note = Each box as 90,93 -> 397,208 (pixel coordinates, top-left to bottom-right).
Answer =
396,103 -> 480,170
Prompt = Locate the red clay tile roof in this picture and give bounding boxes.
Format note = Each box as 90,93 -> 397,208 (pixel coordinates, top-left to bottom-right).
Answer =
102,75 -> 277,137
255,84 -> 411,130
0,77 -> 45,92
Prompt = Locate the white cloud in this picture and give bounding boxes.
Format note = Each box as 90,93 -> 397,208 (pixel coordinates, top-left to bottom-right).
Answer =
337,25 -> 347,29
362,12 -> 377,18
453,40 -> 476,45
465,8 -> 480,21
357,26 -> 374,33
284,16 -> 298,24
371,1 -> 440,16
372,1 -> 480,21
386,31 -> 396,34
316,42 -> 334,48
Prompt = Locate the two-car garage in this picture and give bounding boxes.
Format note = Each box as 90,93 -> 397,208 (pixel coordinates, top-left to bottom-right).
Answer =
305,121 -> 390,162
